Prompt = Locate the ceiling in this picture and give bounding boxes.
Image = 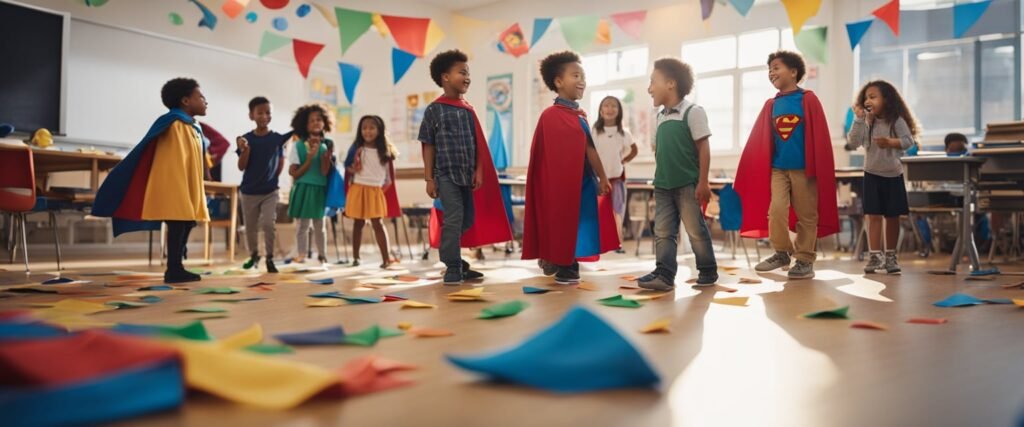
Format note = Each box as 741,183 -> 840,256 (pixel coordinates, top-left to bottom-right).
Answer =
411,0 -> 504,12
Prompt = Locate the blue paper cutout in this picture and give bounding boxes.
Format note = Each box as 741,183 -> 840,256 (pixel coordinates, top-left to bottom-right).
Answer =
274,325 -> 346,345
845,18 -> 873,51
953,0 -> 992,38
391,48 -> 417,85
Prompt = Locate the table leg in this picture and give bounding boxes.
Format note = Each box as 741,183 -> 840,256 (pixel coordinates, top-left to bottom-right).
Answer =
90,159 -> 99,193
228,189 -> 237,262
203,221 -> 211,265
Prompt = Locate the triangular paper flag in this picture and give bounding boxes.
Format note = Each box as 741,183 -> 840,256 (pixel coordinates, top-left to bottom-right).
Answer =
701,0 -> 715,20
446,305 -> 660,392
311,2 -> 337,28
597,295 -> 643,308
850,320 -> 888,331
907,317 -> 947,325
339,62 -> 361,104
845,18 -> 873,51
522,286 -> 551,294
559,15 -> 601,52
639,318 -> 671,333
780,0 -> 822,35
218,324 -> 263,351
498,23 -> 530,58
381,15 -> 431,57
334,355 -> 417,396
260,30 -> 292,57
112,321 -> 212,341
871,0 -> 899,36
334,7 -> 373,55
401,300 -> 437,309
292,39 -> 324,79
802,305 -> 850,319
610,11 -> 645,40
712,296 -> 750,306
342,325 -> 382,347
188,0 -> 218,30
595,18 -> 611,45
306,298 -> 345,307
274,325 -> 345,345
392,47 -> 417,85
371,13 -> 390,37
488,110 -> 509,169
933,293 -> 985,307
531,17 -> 553,46
728,0 -> 755,17
222,0 -> 249,19
794,25 -> 828,64
953,0 -> 992,39
478,300 -> 529,319
424,20 -> 445,55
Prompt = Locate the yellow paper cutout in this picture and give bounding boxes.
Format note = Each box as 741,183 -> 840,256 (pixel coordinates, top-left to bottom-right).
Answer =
371,13 -> 389,37
397,321 -> 413,330
640,318 -> 671,333
310,2 -> 337,27
1013,299 -> 1024,307
712,296 -> 750,306
780,0 -> 822,34
447,287 -> 488,301
306,298 -> 345,307
218,323 -> 263,351
577,283 -> 599,291
401,300 -> 437,309
625,293 -> 670,301
424,20 -> 445,55
595,18 -> 611,44
47,315 -> 115,331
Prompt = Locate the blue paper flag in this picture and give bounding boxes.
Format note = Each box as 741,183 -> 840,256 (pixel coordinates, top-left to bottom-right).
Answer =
309,278 -> 334,285
933,293 -> 985,307
188,0 -> 217,30
983,298 -> 1014,305
953,0 -> 992,38
728,0 -> 755,16
717,184 -> 742,231
139,285 -> 173,291
531,18 -> 553,47
338,62 -> 361,105
308,291 -> 381,304
845,18 -> 873,51
522,286 -> 552,294
41,277 -> 74,285
140,296 -> 163,304
392,48 -> 417,85
296,4 -> 311,18
446,305 -> 660,393
488,110 -> 509,171
272,16 -> 289,32
274,325 -> 346,345
843,106 -> 855,135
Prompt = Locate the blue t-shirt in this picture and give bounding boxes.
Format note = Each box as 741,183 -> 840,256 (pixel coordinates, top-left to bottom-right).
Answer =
238,130 -> 288,195
771,90 -> 806,170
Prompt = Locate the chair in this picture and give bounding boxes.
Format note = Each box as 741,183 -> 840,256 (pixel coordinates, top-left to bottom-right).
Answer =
0,144 -> 62,273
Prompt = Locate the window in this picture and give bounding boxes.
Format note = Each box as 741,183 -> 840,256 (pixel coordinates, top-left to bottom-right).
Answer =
580,46 -> 654,162
908,44 -> 976,132
582,46 -> 649,86
980,42 -> 1016,124
681,36 -> 736,74
692,76 -> 734,151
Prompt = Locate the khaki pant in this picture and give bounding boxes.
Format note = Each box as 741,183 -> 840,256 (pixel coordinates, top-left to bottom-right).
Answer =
769,169 -> 818,263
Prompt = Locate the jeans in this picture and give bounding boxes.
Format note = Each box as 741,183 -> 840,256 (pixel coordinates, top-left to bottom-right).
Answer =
436,175 -> 475,271
653,185 -> 717,280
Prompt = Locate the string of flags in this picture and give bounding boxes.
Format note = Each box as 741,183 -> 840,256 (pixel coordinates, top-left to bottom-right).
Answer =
846,0 -> 994,51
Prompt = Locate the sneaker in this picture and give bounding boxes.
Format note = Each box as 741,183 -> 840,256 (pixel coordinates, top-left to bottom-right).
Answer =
165,268 -> 201,284
351,259 -> 361,267
864,252 -> 884,274
462,260 -> 484,280
637,271 -> 659,283
443,268 -> 464,286
614,248 -> 626,254
538,259 -> 558,277
883,252 -> 901,275
638,274 -> 675,291
696,269 -> 719,286
554,266 -> 580,284
265,259 -> 278,274
243,254 -> 260,270
756,251 -> 791,272
788,260 -> 815,279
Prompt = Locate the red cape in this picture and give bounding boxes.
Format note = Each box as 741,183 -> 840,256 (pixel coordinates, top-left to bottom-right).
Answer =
521,104 -> 619,265
733,90 -> 839,239
426,97 -> 513,248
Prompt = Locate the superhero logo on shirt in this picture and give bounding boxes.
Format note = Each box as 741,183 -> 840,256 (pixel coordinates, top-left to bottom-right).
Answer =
774,115 -> 802,141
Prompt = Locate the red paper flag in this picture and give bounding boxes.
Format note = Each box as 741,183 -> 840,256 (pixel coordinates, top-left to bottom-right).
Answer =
872,0 -> 899,36
292,39 -> 324,79
610,10 -> 646,40
381,15 -> 431,57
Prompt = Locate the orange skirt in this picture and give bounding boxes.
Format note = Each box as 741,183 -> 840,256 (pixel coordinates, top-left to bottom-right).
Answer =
345,183 -> 387,219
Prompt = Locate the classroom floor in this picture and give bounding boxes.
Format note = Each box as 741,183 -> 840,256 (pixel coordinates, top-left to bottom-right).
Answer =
3,244 -> 1024,427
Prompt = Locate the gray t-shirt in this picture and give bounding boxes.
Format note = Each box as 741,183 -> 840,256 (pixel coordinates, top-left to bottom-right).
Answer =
846,116 -> 916,178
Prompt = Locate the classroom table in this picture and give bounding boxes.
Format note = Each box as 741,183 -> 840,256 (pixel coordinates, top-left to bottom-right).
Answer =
972,146 -> 1024,261
30,148 -> 122,193
834,167 -> 866,257
901,156 -> 988,273
201,181 -> 238,264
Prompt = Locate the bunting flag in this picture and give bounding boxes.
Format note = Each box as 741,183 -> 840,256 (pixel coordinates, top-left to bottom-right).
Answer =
531,18 -> 553,46
188,0 -> 218,30
793,25 -> 828,64
453,15 -> 501,56
559,15 -> 601,52
371,13 -> 390,37
871,0 -> 899,36
339,62 -> 362,105
391,48 -> 417,85
701,0 -> 715,20
292,39 -> 325,79
381,15 -> 432,57
221,0 -> 249,19
780,0 -> 821,34
311,2 -> 337,28
595,18 -> 611,45
488,110 -> 509,171
953,0 -> 992,39
728,0 -> 755,17
258,31 -> 291,57
335,7 -> 373,55
499,23 -> 529,58
609,11 -> 645,40
424,20 -> 446,55
845,18 -> 873,51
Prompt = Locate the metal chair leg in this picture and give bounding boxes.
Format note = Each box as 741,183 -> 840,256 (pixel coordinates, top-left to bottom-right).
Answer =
740,235 -> 752,269
330,217 -> 341,262
18,213 -> 29,274
401,215 -> 413,261
49,211 -> 62,271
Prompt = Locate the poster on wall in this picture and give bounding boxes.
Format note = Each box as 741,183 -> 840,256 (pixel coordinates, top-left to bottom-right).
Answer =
486,74 -> 513,171
307,77 -> 339,106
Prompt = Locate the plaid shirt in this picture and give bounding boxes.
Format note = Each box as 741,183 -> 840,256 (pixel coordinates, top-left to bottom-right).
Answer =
418,102 -> 477,187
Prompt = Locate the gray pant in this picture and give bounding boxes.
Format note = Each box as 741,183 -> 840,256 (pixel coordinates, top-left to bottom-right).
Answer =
241,191 -> 279,258
295,217 -> 326,259
653,185 -> 717,280
436,175 -> 474,271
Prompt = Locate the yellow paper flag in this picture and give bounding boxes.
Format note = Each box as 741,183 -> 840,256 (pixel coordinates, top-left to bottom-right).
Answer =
577,283 -> 599,291
310,2 -> 337,27
1013,299 -> 1024,307
424,20 -> 445,55
780,0 -> 822,34
218,323 -> 263,351
712,296 -> 750,306
640,318 -> 671,333
371,13 -> 389,37
447,287 -> 488,301
401,300 -> 437,309
306,298 -> 345,307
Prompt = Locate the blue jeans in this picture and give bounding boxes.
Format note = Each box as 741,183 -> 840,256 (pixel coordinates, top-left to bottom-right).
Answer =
653,185 -> 717,280
436,175 -> 475,271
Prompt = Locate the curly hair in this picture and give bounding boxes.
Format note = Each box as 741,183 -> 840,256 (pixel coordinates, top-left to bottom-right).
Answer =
353,115 -> 398,165
290,103 -> 333,139
160,77 -> 199,110
539,50 -> 581,92
767,50 -> 807,83
855,80 -> 921,138
429,49 -> 469,87
653,58 -> 694,99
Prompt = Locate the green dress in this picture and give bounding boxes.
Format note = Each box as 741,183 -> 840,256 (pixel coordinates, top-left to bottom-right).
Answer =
288,139 -> 330,219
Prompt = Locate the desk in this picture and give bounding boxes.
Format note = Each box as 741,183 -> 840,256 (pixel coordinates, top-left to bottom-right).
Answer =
30,149 -> 122,193
901,156 -> 987,273
972,146 -> 1024,261
202,181 -> 238,264
834,168 -> 866,256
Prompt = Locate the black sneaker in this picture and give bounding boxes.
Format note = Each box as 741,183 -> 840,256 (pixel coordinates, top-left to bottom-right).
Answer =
443,268 -> 464,286
638,274 -> 674,291
538,259 -> 558,276
554,266 -> 580,284
696,269 -> 719,286
165,268 -> 201,284
637,271 -> 660,283
265,259 -> 278,274
614,248 -> 626,254
462,260 -> 483,280
243,254 -> 260,270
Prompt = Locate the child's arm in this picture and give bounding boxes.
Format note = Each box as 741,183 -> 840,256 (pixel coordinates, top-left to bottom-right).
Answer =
585,145 -> 611,196
236,136 -> 250,171
623,143 -> 639,163
695,136 -> 712,204
319,139 -> 332,176
288,142 -> 315,178
875,118 -> 916,150
422,144 -> 437,198
847,105 -> 869,149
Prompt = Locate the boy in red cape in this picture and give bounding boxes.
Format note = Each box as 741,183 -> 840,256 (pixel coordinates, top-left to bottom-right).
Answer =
419,50 -> 512,285
734,51 -> 839,280
522,51 -> 619,284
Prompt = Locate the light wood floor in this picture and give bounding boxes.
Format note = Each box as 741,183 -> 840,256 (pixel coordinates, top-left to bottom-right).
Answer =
3,245 -> 1024,427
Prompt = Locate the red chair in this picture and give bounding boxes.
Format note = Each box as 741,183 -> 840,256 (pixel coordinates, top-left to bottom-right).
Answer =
0,143 -> 62,273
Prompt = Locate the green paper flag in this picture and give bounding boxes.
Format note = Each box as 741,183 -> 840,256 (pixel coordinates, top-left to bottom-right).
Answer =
116,321 -> 212,341
597,295 -> 643,308
178,306 -> 228,314
259,31 -> 291,57
244,343 -> 295,354
378,326 -> 405,338
478,300 -> 529,319
559,15 -> 600,52
335,7 -> 373,55
802,305 -> 849,319
793,26 -> 828,64
195,287 -> 241,295
343,324 -> 382,347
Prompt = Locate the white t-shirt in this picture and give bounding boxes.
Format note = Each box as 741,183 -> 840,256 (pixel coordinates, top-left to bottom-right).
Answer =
593,127 -> 634,179
353,147 -> 389,187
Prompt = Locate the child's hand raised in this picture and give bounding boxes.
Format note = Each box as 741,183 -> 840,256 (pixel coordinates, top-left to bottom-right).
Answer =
236,136 -> 248,152
852,104 -> 866,120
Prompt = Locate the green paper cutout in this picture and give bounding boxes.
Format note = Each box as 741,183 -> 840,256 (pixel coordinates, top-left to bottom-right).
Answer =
794,26 -> 828,64
802,305 -> 850,319
244,343 -> 295,354
378,326 -> 405,338
194,287 -> 241,295
559,16 -> 600,52
258,31 -> 291,57
208,297 -> 267,303
169,12 -> 183,26
478,300 -> 529,319
178,306 -> 228,313
335,7 -> 373,55
342,324 -> 382,347
597,295 -> 643,308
